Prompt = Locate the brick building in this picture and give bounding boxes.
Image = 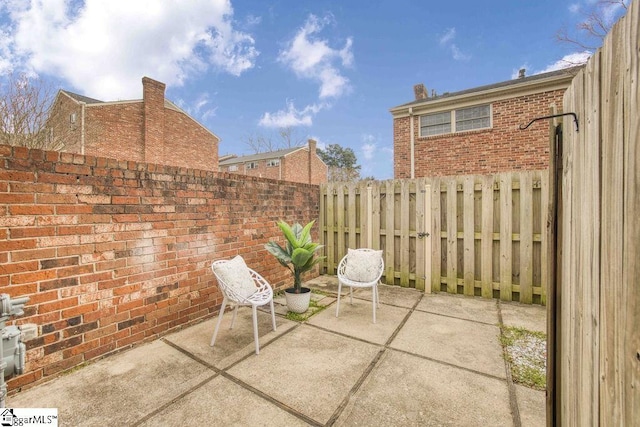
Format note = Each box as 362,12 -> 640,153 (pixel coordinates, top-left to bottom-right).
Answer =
219,139 -> 328,185
390,67 -> 581,178
45,77 -> 219,171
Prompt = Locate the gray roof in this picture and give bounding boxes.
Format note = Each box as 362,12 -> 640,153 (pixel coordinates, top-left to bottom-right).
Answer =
219,146 -> 303,166
392,66 -> 584,110
62,90 -> 103,104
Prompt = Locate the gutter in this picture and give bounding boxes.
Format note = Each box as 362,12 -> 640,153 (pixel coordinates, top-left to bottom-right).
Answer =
409,107 -> 415,179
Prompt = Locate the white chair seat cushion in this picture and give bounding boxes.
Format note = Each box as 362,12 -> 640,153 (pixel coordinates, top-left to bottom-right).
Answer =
212,255 -> 257,299
343,249 -> 383,282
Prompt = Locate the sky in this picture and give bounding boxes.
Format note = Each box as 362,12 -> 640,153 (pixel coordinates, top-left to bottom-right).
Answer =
0,0 -> 630,179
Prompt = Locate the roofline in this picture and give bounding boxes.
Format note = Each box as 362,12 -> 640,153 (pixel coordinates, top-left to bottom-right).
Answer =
389,66 -> 582,117
219,145 -> 309,166
61,91 -> 220,141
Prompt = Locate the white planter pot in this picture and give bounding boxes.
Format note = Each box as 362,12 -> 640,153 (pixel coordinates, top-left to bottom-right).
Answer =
284,287 -> 311,313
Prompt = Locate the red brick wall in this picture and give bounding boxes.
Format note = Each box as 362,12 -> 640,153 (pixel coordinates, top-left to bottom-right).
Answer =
221,147 -> 327,185
394,89 -> 565,177
52,78 -> 218,171
283,147 -> 328,185
0,144 -> 319,392
47,94 -> 82,153
84,102 -> 145,161
163,108 -> 218,171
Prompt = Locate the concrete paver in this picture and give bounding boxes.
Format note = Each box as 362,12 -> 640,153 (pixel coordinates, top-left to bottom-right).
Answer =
139,375 -> 308,427
164,311 -> 297,369
417,293 -> 499,325
515,384 -> 546,427
309,298 -> 410,345
227,325 -> 381,425
352,283 -> 423,309
336,350 -> 513,427
501,302 -> 547,333
7,278 -> 548,426
391,311 -> 506,379
8,340 -> 214,426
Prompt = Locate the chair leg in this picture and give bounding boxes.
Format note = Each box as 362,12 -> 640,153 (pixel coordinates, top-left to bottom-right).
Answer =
210,297 -> 227,347
335,280 -> 342,317
270,299 -> 277,331
252,305 -> 260,355
372,285 -> 377,324
229,304 -> 239,330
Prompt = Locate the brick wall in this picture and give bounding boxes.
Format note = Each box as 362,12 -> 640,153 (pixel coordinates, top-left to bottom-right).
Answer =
0,144 -> 319,392
221,142 -> 327,185
394,89 -> 565,177
283,144 -> 328,185
85,102 -> 145,161
50,78 -> 219,172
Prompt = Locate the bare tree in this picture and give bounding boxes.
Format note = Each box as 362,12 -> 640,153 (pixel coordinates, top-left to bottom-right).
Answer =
557,0 -> 628,50
277,126 -> 305,149
242,126 -> 305,153
0,72 -> 61,149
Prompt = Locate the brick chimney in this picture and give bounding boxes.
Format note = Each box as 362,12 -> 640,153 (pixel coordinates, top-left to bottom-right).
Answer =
518,68 -> 526,79
413,83 -> 428,100
142,77 -> 166,165
307,139 -> 316,184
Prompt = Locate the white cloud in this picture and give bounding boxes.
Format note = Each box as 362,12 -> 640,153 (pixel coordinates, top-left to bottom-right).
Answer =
439,28 -> 456,45
538,51 -> 591,73
568,3 -> 581,13
511,51 -> 590,79
360,134 -> 376,161
258,100 -> 326,128
175,92 -> 218,122
2,0 -> 258,99
279,14 -> 353,99
438,27 -> 470,62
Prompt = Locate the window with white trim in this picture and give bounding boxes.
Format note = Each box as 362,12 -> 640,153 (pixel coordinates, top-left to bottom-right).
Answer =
267,159 -> 280,167
419,104 -> 491,137
228,165 -> 238,172
246,162 -> 258,170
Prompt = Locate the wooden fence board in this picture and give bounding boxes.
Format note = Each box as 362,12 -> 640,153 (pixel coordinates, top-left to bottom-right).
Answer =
415,179 -> 426,291
446,179 -> 458,294
520,172 -> 533,303
385,180 -> 395,284
463,176 -> 475,296
499,173 -> 513,301
431,177 -> 442,293
481,175 -> 494,299
400,180 -> 410,287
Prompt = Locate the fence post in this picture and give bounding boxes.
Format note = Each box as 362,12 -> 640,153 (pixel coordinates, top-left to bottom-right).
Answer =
424,183 -> 432,293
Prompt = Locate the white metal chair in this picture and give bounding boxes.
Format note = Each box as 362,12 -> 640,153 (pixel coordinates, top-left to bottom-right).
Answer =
210,257 -> 276,355
335,248 -> 384,323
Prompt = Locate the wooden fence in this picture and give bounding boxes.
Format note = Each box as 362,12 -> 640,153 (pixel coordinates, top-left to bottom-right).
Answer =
554,1 -> 639,424
319,170 -> 548,305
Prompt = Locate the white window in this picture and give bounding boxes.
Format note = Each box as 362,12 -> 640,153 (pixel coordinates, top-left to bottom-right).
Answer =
420,104 -> 491,137
246,162 -> 258,170
420,111 -> 451,136
228,165 -> 238,172
455,105 -> 491,132
267,159 -> 280,167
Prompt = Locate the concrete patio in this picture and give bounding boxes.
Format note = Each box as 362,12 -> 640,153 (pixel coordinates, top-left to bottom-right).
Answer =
7,276 -> 547,426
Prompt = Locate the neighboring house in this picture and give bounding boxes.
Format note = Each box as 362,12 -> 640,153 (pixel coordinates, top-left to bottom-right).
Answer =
219,139 -> 327,185
390,67 -> 581,178
46,77 -> 219,171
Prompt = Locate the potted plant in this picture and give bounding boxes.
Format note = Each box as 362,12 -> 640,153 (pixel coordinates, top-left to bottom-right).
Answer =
265,220 -> 325,313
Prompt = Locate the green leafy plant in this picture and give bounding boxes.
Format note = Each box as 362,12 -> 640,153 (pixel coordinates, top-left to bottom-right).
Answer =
265,220 -> 325,293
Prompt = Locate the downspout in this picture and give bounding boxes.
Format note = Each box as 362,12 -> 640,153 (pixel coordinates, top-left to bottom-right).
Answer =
409,107 -> 415,179
80,102 -> 86,155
